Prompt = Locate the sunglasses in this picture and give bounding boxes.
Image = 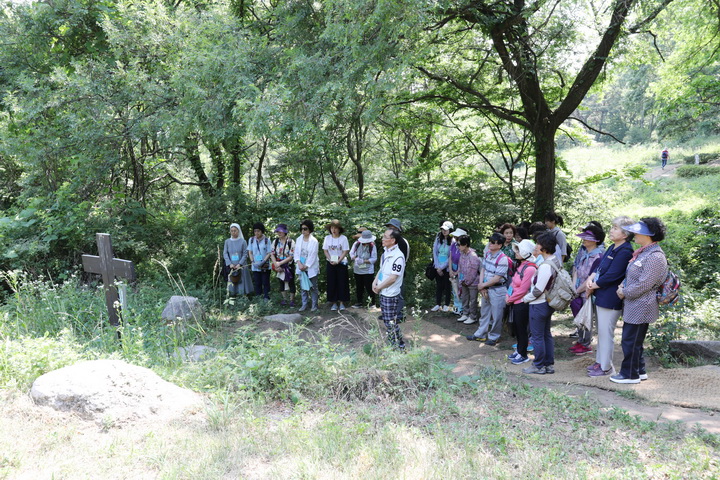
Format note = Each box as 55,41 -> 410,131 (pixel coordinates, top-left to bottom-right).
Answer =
301,227 -> 309,231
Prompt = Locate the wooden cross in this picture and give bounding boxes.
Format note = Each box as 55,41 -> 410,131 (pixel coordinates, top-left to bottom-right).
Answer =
82,233 -> 136,327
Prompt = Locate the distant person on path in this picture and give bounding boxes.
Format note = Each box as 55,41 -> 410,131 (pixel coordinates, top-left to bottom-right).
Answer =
613,218 -> 668,384
349,228 -> 378,308
323,219 -> 351,311
373,229 -> 407,350
270,224 -> 295,307
431,221 -> 454,312
661,148 -> 669,169
584,216 -> 636,378
295,219 -> 320,312
248,222 -> 272,300
223,223 -> 251,297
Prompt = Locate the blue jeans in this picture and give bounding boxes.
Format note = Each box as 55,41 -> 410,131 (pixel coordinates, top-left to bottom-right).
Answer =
529,302 -> 554,368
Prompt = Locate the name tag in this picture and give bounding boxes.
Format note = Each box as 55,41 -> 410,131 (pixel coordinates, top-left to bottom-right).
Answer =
231,254 -> 239,262
331,255 -> 339,263
300,256 -> 307,264
459,273 -> 464,281
255,254 -> 263,262
378,272 -> 384,281
438,254 -> 448,264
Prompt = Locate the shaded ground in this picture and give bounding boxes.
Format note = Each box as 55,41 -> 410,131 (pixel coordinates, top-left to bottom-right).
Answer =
251,306 -> 720,434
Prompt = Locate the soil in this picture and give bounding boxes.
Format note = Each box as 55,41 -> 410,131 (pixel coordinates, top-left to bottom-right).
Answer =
254,307 -> 720,434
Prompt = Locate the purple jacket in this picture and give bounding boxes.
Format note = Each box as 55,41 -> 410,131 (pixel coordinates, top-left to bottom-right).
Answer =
458,248 -> 481,287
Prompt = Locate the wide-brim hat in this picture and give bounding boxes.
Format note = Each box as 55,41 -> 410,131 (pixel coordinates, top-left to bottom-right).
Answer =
358,230 -> 376,243
325,219 -> 345,233
450,228 -> 467,237
513,239 -> 536,260
576,230 -> 599,242
623,221 -> 655,236
385,218 -> 403,233
274,223 -> 289,234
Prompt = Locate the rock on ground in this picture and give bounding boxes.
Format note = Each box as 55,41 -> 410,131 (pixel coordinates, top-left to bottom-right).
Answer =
174,345 -> 218,362
263,313 -> 303,325
30,359 -> 203,426
161,295 -> 204,322
670,340 -> 720,362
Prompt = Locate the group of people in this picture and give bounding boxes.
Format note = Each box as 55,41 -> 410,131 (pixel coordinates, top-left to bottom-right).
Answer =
223,218 -> 410,349
223,211 -> 670,382
429,212 -> 669,384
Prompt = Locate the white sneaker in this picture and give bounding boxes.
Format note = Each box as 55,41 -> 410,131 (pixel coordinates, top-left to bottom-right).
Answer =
457,315 -> 469,322
430,305 -> 441,312
442,305 -> 451,312
339,303 -> 346,311
463,317 -> 478,325
330,304 -> 338,311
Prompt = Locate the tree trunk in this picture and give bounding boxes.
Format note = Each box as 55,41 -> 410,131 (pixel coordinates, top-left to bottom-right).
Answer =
255,137 -> 268,204
207,143 -> 225,191
184,134 -> 214,196
531,126 -> 557,221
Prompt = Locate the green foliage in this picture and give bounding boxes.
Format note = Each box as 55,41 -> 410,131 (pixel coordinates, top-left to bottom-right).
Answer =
682,153 -> 720,164
676,165 -> 720,178
182,327 -> 456,402
0,329 -> 85,389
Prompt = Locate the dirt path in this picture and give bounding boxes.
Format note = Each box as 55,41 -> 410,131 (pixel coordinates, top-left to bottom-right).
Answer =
291,308 -> 720,434
644,162 -> 681,180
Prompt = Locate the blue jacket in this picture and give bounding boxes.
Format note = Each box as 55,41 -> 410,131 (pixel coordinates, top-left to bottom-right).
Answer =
591,242 -> 633,310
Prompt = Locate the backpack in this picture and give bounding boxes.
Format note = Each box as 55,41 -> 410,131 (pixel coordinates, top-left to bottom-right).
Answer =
545,261 -> 576,311
492,252 -> 514,285
518,261 -> 537,280
553,230 -> 572,260
657,269 -> 681,306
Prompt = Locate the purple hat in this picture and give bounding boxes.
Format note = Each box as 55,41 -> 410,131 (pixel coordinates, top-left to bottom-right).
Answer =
274,224 -> 289,234
622,221 -> 656,236
576,230 -> 600,242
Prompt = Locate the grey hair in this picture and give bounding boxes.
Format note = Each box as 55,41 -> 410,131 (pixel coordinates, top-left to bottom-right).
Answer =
612,216 -> 635,242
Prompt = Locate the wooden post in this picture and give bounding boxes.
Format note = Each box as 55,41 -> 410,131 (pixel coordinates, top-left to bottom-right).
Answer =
82,233 -> 136,327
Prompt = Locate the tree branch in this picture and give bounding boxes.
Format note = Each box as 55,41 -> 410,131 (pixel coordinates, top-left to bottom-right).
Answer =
568,116 -> 626,144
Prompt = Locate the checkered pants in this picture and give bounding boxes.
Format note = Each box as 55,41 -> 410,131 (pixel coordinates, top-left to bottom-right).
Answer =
380,294 -> 405,349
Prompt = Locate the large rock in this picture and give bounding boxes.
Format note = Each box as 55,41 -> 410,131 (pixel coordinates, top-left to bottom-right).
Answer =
161,295 -> 204,322
669,340 -> 720,362
263,313 -> 303,325
30,360 -> 203,425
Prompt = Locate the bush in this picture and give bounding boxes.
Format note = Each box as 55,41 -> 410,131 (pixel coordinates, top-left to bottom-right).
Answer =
676,165 -> 720,177
682,153 -> 720,165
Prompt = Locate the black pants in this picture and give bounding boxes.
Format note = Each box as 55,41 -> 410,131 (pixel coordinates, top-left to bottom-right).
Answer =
354,273 -> 376,305
326,262 -> 350,302
252,270 -> 271,299
435,269 -> 451,306
619,322 -> 648,379
512,302 -> 530,357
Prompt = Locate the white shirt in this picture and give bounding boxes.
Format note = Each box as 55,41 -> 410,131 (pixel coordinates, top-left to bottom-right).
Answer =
379,244 -> 405,297
294,234 -> 320,278
322,234 -> 349,264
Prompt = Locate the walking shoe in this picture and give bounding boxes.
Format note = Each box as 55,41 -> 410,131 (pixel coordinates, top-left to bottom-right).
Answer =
457,315 -> 469,323
280,300 -> 287,306
569,331 -> 579,338
462,317 -> 478,325
523,365 -> 546,375
311,306 -> 319,312
453,309 -> 462,316
527,344 -> 534,352
331,304 -> 338,311
512,355 -> 530,365
639,373 -> 648,381
586,362 -> 601,372
609,374 -> 640,384
588,367 -> 612,377
573,345 -> 593,356
289,301 -> 296,307
351,304 -> 363,309
298,304 -> 308,312
442,305 -> 451,312
466,335 -> 486,342
484,339 -> 497,346
508,351 -> 520,360
339,303 -> 346,311
512,343 -> 517,349
545,365 -> 555,374
430,305 -> 441,312
568,343 -> 583,352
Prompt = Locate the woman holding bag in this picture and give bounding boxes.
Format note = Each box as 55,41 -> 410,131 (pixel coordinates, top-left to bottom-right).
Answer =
270,224 -> 295,307
585,216 -> 635,377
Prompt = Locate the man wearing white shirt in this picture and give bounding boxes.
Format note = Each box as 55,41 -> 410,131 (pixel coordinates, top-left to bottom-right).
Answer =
373,229 -> 406,350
